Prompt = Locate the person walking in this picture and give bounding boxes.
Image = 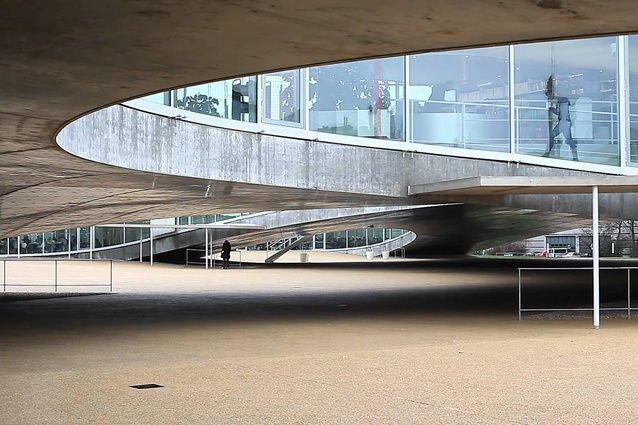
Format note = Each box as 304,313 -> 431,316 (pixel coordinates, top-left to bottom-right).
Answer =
221,240 -> 231,269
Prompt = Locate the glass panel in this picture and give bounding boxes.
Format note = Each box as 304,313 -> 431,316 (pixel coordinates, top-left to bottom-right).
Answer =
215,213 -> 241,221
42,231 -> 60,253
20,233 -> 42,254
0,238 -> 6,255
79,227 -> 90,249
173,76 -> 257,122
369,228 -> 384,245
52,230 -> 69,252
409,46 -> 510,152
8,237 -> 18,255
314,234 -> 324,249
546,236 -> 576,249
309,57 -> 405,140
125,227 -> 141,243
130,220 -> 151,240
514,37 -> 619,165
94,227 -> 124,248
263,69 -> 302,125
69,228 -> 79,251
628,35 -> 638,166
347,229 -> 366,248
191,215 -> 205,225
141,91 -> 171,106
325,231 -> 346,249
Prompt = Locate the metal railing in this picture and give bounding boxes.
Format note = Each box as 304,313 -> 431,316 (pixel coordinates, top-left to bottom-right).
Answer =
518,266 -> 638,320
185,249 -> 242,268
1,259 -> 113,293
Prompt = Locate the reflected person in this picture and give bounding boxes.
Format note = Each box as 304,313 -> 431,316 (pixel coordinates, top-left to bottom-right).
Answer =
543,76 -> 578,161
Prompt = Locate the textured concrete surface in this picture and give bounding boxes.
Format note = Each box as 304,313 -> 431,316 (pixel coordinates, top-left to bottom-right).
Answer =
2,1 -> 638,237
2,258 -> 638,424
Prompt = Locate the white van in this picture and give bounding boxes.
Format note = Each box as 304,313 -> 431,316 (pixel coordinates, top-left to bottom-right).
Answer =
548,247 -> 569,257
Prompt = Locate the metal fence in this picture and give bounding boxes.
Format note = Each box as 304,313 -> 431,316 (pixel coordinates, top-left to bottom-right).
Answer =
185,249 -> 242,268
1,259 -> 113,293
518,266 -> 638,320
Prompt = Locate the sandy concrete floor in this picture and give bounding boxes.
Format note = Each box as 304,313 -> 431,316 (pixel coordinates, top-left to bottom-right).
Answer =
1,256 -> 638,424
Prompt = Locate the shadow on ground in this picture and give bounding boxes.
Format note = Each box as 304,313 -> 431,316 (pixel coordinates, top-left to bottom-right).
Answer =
1,258 -> 638,332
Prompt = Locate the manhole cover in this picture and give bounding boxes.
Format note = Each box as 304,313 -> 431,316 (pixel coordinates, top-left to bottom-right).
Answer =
130,383 -> 164,389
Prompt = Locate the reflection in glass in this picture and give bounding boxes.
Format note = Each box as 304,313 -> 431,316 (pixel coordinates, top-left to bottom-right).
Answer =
141,92 -> 171,106
309,57 -> 405,140
79,227 -> 90,249
263,69 -> 302,125
8,237 -> 17,254
514,37 -> 619,165
173,76 -> 257,122
94,227 -> 123,248
125,227 -> 141,243
348,229 -> 365,248
409,46 -> 510,152
325,231 -> 346,249
628,36 -> 638,166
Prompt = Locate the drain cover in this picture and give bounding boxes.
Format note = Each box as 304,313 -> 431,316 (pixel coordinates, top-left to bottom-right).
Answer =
130,384 -> 164,389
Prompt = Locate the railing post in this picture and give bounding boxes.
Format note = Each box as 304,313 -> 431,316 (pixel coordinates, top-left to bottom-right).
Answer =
3,260 -> 5,292
518,268 -> 522,321
110,260 -> 113,293
627,268 -> 631,319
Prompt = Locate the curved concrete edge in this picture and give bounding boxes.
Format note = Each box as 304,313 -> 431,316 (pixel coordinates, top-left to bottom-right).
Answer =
57,105 -> 638,222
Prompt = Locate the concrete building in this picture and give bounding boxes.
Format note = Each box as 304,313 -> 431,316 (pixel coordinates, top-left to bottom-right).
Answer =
3,1 -> 638,258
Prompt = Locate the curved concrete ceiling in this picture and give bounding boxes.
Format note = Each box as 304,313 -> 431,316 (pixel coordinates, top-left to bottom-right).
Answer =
1,0 -> 636,237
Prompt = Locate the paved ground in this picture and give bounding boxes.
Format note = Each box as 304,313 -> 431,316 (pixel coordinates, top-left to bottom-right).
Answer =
2,255 -> 638,424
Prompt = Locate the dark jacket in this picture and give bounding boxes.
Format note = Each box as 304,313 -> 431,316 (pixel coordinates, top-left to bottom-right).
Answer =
221,241 -> 231,259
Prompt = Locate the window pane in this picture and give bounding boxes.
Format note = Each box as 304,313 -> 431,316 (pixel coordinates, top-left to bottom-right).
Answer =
348,229 -> 366,248
325,231 -> 346,249
514,37 -> 619,165
94,227 -> 123,248
263,69 -> 302,125
628,35 -> 638,166
141,91 -> 170,105
310,57 -> 405,140
409,46 -> 510,152
79,227 -> 90,249
174,76 -> 257,122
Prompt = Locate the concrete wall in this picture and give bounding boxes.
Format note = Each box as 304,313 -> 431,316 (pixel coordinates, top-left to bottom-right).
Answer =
57,105 -> 638,221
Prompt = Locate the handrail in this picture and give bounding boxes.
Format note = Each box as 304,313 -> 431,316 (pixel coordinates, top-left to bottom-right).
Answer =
518,266 -> 637,320
2,259 -> 113,293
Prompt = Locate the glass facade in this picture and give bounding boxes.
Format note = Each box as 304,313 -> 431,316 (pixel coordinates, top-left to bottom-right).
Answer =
3,216 -> 408,258
134,33 -> 638,171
